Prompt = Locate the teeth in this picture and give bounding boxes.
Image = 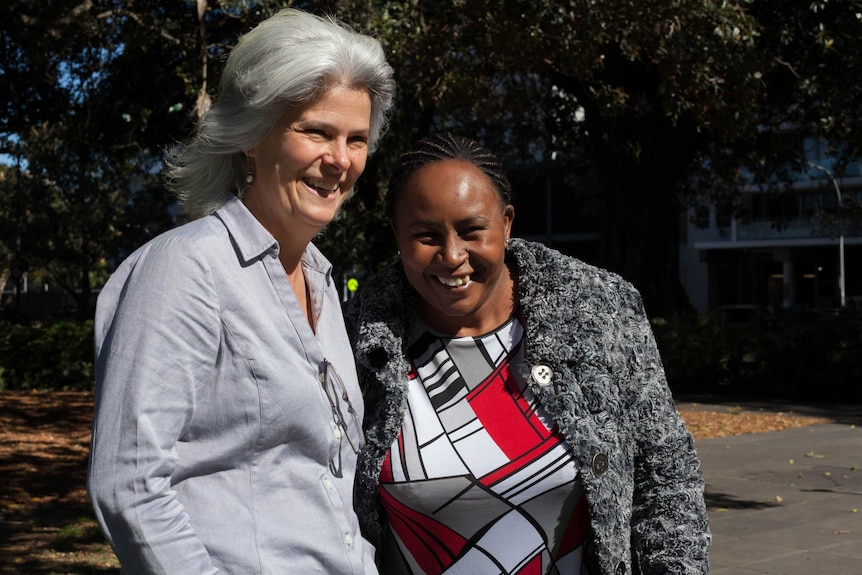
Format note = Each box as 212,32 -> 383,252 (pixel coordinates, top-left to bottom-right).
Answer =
304,178 -> 339,192
437,275 -> 470,287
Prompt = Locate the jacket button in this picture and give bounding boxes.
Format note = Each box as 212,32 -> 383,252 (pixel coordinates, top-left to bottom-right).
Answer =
530,364 -> 553,386
614,560 -> 626,575
592,452 -> 609,476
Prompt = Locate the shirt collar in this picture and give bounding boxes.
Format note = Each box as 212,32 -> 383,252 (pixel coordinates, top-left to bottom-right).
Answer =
215,195 -> 332,278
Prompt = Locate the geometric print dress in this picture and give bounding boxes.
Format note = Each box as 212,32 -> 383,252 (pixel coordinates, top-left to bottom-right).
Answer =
378,315 -> 590,575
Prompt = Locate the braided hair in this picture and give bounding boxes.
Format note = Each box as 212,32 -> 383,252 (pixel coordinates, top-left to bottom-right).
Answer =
385,133 -> 513,219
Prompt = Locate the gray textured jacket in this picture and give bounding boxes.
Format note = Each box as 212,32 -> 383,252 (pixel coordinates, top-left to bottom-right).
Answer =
345,239 -> 710,575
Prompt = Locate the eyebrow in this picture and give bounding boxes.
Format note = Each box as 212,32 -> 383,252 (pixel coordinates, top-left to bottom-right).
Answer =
406,215 -> 492,229
293,118 -> 370,137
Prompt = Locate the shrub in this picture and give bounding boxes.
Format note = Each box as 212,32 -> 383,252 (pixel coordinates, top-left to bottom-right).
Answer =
653,310 -> 862,402
0,319 -> 94,391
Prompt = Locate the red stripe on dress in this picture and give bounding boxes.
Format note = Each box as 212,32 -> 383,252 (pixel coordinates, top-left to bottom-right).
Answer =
516,553 -> 543,575
379,486 -> 466,575
556,496 -> 589,557
478,433 -> 564,487
467,363 -> 553,458
380,449 -> 394,483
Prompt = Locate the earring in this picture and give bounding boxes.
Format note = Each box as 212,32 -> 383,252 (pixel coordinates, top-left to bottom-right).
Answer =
244,152 -> 255,185
504,238 -> 510,248
397,250 -> 401,257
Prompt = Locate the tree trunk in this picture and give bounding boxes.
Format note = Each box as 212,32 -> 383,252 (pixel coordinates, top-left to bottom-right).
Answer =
562,59 -> 697,318
591,111 -> 695,318
0,252 -> 11,299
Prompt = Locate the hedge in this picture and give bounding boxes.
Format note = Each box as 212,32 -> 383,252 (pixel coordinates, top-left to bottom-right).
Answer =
652,309 -> 862,402
1,312 -> 860,402
0,320 -> 95,391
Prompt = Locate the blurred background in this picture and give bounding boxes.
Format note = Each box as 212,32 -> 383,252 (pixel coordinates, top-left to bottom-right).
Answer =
1,0 -> 861,401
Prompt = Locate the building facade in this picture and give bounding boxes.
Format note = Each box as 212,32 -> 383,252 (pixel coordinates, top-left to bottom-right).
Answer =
681,151 -> 862,313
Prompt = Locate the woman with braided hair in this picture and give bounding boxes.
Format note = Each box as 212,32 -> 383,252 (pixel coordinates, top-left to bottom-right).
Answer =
345,133 -> 710,575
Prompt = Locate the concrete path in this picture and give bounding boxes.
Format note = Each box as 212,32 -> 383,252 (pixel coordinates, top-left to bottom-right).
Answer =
685,401 -> 862,574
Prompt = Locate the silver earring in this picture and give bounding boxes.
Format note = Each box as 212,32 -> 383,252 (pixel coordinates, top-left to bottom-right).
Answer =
397,250 -> 401,257
246,171 -> 254,185
504,238 -> 510,248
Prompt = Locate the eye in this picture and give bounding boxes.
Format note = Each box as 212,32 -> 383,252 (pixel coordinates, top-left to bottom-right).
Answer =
411,230 -> 439,243
348,135 -> 369,148
301,128 -> 328,140
460,226 -> 484,238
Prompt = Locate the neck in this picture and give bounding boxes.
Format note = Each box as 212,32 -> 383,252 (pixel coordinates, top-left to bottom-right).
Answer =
241,196 -> 318,269
283,250 -> 316,332
278,241 -> 309,275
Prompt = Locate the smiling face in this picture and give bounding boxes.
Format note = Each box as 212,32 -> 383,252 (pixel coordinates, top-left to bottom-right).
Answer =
392,159 -> 515,337
244,86 -> 372,246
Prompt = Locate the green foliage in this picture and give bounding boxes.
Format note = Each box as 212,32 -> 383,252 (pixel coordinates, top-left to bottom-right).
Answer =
653,310 -> 862,402
3,0 -> 862,319
332,0 -> 862,316
1,311 -> 859,402
0,0 -> 265,318
0,319 -> 94,391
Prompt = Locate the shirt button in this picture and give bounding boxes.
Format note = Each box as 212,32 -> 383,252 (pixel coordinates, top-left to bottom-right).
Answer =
318,372 -> 326,383
592,452 -> 609,477
323,478 -> 333,490
531,364 -> 553,386
344,533 -> 353,546
333,427 -> 343,439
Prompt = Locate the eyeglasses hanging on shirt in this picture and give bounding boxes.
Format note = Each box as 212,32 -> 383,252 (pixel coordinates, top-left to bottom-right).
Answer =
320,359 -> 366,477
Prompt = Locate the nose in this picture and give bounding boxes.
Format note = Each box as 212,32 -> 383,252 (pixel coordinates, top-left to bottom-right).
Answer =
441,235 -> 468,266
324,140 -> 350,172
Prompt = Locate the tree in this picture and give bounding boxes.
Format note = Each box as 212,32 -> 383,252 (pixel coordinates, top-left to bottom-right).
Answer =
1,0 -> 174,317
3,0 -> 860,319
0,162 -> 26,301
0,0 -> 273,317
331,0 -> 862,317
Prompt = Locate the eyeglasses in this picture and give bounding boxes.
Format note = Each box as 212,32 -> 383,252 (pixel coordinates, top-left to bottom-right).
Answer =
320,359 -> 366,475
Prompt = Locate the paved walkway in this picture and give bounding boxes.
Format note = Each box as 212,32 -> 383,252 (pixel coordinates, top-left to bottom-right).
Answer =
682,400 -> 862,574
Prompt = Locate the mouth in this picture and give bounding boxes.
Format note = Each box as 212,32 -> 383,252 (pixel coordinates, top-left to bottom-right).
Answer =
303,177 -> 341,197
435,274 -> 471,287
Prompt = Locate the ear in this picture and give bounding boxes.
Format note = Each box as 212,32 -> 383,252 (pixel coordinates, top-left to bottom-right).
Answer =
503,204 -> 515,239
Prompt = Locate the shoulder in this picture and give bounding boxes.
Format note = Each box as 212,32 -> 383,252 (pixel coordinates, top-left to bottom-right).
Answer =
120,216 -> 227,270
343,261 -> 415,370
344,261 -> 409,328
509,239 -> 643,318
100,216 -> 230,303
95,217 -> 229,350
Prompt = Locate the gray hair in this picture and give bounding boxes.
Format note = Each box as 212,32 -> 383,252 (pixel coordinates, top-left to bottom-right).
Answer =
164,8 -> 396,217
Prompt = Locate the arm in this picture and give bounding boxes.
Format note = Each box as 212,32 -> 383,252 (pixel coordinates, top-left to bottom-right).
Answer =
624,297 -> 711,574
88,238 -> 221,574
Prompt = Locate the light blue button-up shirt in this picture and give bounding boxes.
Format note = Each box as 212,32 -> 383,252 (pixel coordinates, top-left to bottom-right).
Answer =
88,195 -> 375,574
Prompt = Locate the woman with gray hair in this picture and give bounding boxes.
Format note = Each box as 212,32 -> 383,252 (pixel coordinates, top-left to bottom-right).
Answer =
88,8 -> 395,574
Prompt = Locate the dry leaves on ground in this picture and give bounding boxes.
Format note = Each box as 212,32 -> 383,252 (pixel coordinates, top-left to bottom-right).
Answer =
679,405 -> 833,440
0,391 -> 119,574
0,390 -> 836,575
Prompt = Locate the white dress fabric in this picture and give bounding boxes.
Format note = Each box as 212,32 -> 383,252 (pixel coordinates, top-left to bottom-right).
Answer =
379,315 -> 589,575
